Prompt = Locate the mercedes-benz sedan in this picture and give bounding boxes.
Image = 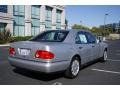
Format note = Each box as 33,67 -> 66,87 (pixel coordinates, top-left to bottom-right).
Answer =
8,30 -> 108,78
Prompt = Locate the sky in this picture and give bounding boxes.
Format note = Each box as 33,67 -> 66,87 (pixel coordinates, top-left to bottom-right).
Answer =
66,5 -> 120,28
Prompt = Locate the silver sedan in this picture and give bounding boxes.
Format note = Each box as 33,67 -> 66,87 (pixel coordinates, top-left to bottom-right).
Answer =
8,30 -> 108,78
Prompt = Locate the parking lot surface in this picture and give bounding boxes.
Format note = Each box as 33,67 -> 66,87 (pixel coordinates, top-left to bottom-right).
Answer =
0,40 -> 120,85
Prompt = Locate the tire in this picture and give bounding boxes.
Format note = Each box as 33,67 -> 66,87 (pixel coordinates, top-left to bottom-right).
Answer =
65,56 -> 81,79
100,50 -> 108,62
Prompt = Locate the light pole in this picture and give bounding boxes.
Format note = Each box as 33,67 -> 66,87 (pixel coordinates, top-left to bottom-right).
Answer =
104,13 -> 109,31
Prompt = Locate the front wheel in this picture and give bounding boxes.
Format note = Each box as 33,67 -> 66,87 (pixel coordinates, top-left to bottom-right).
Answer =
101,50 -> 108,62
65,57 -> 80,79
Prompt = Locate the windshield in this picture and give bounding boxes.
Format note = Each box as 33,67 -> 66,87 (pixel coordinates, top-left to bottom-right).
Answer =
30,30 -> 69,42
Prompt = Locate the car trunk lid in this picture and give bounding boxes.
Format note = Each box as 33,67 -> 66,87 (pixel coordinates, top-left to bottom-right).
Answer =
10,41 -> 53,62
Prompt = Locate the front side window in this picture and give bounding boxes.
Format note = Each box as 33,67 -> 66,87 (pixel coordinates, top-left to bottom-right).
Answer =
75,32 -> 88,44
85,32 -> 96,44
30,30 -> 69,42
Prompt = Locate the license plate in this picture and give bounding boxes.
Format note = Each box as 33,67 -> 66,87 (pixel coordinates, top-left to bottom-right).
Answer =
18,48 -> 30,55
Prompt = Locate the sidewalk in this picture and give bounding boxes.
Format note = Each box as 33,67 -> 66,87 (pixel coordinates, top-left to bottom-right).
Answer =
0,43 -> 10,47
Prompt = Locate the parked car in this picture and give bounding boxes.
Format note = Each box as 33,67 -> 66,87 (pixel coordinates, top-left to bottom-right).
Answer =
8,30 -> 108,78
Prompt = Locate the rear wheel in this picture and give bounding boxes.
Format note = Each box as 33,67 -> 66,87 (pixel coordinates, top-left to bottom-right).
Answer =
65,57 -> 80,79
101,50 -> 107,62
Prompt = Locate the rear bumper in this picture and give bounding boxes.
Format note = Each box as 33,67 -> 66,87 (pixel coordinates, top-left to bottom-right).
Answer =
8,57 -> 70,73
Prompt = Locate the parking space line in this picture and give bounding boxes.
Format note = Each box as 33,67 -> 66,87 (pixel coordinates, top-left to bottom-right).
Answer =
107,59 -> 120,62
91,68 -> 120,74
52,82 -> 62,85
115,53 -> 120,56
116,50 -> 120,52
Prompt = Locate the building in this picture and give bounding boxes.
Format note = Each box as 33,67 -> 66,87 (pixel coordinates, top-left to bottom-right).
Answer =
0,5 -> 66,36
100,22 -> 120,33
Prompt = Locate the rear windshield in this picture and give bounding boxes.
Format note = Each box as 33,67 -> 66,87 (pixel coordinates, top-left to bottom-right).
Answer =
30,30 -> 69,42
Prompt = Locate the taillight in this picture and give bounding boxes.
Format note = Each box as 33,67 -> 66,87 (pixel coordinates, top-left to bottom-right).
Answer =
35,50 -> 54,60
9,47 -> 16,56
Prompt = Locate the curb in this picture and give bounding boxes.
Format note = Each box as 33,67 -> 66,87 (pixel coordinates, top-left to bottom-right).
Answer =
0,44 -> 10,47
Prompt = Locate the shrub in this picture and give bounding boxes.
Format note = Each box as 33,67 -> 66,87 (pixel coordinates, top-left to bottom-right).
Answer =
10,36 -> 33,42
0,29 -> 11,44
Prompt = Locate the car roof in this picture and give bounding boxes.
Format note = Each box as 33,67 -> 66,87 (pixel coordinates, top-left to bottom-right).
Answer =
51,29 -> 91,33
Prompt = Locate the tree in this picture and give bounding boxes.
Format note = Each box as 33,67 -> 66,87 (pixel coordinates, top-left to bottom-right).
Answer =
72,24 -> 90,30
91,26 -> 111,36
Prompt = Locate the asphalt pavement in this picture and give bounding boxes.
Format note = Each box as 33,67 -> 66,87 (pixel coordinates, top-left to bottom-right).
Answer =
0,40 -> 120,85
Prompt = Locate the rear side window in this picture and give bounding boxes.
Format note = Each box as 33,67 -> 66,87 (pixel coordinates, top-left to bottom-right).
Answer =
30,30 -> 69,42
75,32 -> 88,44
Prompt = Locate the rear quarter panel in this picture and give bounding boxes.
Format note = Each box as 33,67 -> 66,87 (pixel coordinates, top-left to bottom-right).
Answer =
49,43 -> 73,63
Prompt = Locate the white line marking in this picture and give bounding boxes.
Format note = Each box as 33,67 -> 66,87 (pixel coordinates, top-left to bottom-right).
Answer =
91,68 -> 120,74
107,59 -> 120,62
52,82 -> 62,85
116,50 -> 120,52
116,53 -> 120,56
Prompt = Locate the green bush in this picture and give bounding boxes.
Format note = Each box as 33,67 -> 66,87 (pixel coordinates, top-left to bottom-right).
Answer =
10,36 -> 33,42
0,29 -> 11,44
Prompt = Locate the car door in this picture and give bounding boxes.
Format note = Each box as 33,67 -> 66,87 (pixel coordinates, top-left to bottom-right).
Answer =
75,31 -> 93,64
85,32 -> 99,60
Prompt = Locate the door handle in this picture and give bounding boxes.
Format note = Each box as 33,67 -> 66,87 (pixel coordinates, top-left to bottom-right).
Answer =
79,46 -> 83,49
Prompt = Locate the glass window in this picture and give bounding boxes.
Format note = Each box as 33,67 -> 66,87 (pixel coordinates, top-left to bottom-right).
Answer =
19,6 -> 24,13
31,27 -> 40,36
19,26 -> 24,36
56,10 -> 62,29
56,22 -> 61,29
14,25 -> 25,36
30,30 -> 69,42
32,5 -> 40,19
14,16 -> 24,25
13,5 -> 25,36
19,17 -> 24,25
0,5 -> 7,13
14,5 -> 25,16
32,19 -> 40,27
85,32 -> 96,44
0,23 -> 6,32
45,6 -> 52,30
45,21 -> 51,30
31,5 -> 40,36
46,7 -> 52,20
14,26 -> 19,36
75,32 -> 88,44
